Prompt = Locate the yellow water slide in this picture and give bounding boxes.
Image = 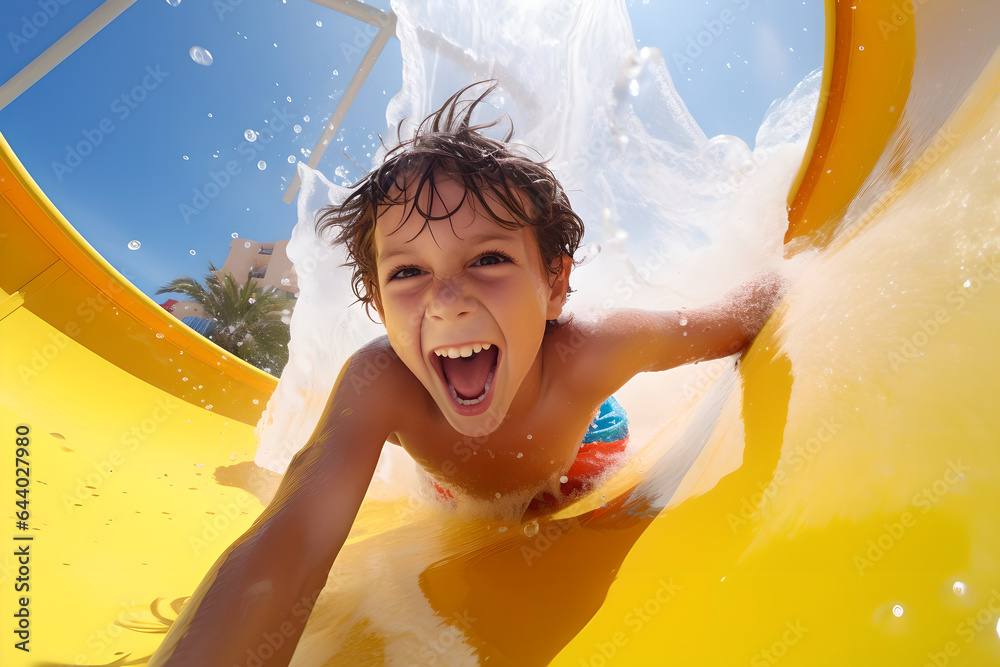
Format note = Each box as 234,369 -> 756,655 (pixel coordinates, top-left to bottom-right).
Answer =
3,0 -> 1000,664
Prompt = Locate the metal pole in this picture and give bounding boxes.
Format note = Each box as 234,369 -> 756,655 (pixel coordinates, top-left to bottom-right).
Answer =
284,1 -> 397,203
0,0 -> 138,111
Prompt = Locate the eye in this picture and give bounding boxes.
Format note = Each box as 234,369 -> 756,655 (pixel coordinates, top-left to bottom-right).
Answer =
389,266 -> 422,280
472,250 -> 514,267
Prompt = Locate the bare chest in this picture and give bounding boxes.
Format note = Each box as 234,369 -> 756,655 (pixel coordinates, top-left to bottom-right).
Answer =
396,387 -> 600,500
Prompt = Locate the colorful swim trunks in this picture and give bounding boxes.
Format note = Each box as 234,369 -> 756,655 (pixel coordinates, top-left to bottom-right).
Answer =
431,397 -> 630,509
527,396 -> 629,512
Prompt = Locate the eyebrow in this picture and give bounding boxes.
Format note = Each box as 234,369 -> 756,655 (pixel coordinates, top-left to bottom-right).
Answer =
377,231 -> 520,265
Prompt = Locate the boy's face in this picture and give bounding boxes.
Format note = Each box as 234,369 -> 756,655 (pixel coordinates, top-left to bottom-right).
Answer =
372,177 -> 569,437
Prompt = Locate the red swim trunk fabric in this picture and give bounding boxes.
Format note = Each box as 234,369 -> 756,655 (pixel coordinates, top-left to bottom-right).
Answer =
526,435 -> 629,512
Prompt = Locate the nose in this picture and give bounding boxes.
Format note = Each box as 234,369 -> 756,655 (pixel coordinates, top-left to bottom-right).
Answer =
426,276 -> 477,321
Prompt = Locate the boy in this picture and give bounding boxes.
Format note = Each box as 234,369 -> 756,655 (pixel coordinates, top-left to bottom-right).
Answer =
149,82 -> 783,665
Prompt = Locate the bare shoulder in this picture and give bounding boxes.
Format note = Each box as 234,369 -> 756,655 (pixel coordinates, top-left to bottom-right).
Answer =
541,312 -> 633,403
340,336 -> 421,404
307,336 -> 421,450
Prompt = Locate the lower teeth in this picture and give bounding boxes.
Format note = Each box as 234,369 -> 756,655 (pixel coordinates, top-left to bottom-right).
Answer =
453,368 -> 495,406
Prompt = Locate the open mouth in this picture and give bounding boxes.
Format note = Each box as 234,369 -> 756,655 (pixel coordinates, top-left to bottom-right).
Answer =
430,342 -> 501,414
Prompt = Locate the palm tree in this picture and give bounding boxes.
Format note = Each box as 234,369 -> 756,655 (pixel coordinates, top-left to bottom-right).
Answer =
156,262 -> 295,377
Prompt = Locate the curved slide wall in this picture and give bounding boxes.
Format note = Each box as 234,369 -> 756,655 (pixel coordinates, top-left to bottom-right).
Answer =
2,0 -> 1000,664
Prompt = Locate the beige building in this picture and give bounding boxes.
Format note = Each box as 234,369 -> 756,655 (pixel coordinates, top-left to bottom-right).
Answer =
161,237 -> 297,324
214,238 -> 298,298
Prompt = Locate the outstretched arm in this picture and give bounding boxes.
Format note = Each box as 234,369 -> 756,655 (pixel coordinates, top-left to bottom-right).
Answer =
563,271 -> 787,397
149,342 -> 396,666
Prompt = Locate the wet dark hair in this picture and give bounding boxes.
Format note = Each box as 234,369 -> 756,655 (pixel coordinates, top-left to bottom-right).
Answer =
315,80 -> 585,318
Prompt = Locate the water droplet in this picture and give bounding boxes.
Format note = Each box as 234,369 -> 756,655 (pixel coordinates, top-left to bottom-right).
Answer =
257,160 -> 266,170
206,404 -> 213,410
189,46 -> 213,66
252,399 -> 259,405
679,315 -> 688,326
231,232 -> 238,238
244,242 -> 251,248
248,297 -> 256,304
286,96 -> 292,103
244,129 -> 257,142
229,452 -> 238,461
858,45 -> 865,51
128,240 -> 141,250
495,492 -> 501,499
526,434 -> 532,440
613,228 -> 628,240
332,69 -> 339,76
155,333 -> 164,339
166,0 -> 180,4
497,526 -> 507,533
559,475 -> 569,484
953,581 -> 967,596
207,112 -> 213,117
293,124 -> 302,133
300,148 -> 311,158
523,520 -> 539,537
303,114 -> 310,122
287,156 -> 296,164
892,604 -> 904,617
516,452 -> 523,458
182,155 -> 189,160
182,377 -> 188,381
315,20 -> 322,27
189,249 -> 196,255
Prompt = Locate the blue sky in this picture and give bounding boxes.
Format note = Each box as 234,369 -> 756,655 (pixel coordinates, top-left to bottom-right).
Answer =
0,0 -> 823,302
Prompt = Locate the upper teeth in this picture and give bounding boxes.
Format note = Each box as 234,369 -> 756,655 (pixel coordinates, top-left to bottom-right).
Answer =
434,343 -> 491,358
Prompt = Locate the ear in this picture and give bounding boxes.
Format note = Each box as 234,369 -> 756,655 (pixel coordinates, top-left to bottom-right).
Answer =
545,254 -> 573,320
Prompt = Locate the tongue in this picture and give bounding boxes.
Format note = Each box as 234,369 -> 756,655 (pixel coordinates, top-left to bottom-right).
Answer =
441,347 -> 498,400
